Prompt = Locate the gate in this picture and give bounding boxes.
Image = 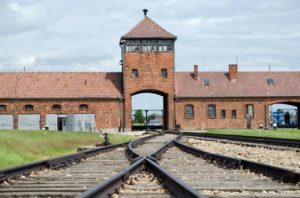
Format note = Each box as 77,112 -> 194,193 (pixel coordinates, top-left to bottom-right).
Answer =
131,109 -> 164,130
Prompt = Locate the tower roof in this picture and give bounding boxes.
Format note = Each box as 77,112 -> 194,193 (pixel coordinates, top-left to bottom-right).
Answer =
121,16 -> 176,40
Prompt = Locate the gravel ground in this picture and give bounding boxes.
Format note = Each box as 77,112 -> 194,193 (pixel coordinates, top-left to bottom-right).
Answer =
185,137 -> 300,172
111,170 -> 174,198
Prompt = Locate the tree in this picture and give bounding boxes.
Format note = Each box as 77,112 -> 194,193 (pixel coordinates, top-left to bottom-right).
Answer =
134,109 -> 145,124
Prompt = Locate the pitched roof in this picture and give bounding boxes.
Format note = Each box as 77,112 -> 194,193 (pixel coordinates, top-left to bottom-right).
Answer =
0,72 -> 122,99
122,16 -> 176,39
175,71 -> 300,98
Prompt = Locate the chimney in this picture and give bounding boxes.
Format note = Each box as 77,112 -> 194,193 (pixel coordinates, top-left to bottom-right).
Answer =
194,65 -> 199,81
229,64 -> 238,81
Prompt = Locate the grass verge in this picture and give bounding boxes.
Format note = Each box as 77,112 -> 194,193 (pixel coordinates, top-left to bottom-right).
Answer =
0,130 -> 135,169
206,128 -> 300,140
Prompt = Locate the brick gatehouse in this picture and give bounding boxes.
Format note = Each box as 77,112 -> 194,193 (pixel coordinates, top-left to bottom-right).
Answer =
0,11 -> 299,131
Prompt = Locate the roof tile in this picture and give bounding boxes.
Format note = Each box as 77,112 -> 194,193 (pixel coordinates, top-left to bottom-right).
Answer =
0,72 -> 122,99
175,71 -> 300,98
122,16 -> 176,39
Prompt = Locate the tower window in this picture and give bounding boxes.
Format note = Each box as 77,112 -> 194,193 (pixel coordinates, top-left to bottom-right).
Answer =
142,45 -> 151,51
79,104 -> 88,111
132,69 -> 139,78
0,105 -> 7,111
208,104 -> 216,119
221,110 -> 226,119
126,45 -> 133,52
160,69 -> 167,78
185,105 -> 194,118
125,40 -> 174,52
158,45 -> 167,52
25,104 -> 34,111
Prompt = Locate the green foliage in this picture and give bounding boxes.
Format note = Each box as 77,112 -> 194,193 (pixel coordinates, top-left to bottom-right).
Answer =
206,128 -> 300,140
134,109 -> 145,124
0,130 -> 135,169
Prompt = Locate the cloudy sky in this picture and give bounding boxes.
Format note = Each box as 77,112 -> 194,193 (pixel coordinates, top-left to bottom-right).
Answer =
1,0 -> 300,73
1,0 -> 299,109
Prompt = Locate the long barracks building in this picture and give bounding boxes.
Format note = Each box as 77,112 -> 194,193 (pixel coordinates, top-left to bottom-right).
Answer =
0,11 -> 299,131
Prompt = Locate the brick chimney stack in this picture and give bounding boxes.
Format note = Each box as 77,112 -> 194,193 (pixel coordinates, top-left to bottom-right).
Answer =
194,65 -> 199,81
229,64 -> 238,81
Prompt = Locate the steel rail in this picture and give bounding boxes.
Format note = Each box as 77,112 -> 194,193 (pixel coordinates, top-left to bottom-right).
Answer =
77,132 -> 204,198
126,133 -> 160,161
182,131 -> 300,148
174,139 -> 300,183
76,156 -> 145,198
145,158 -> 205,198
0,141 -> 130,182
149,133 -> 182,160
164,130 -> 300,147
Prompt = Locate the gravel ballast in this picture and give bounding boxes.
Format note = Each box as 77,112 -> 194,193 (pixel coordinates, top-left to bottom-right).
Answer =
185,137 -> 300,173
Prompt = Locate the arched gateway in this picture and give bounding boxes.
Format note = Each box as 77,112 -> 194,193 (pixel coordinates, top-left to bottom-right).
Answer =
119,12 -> 176,130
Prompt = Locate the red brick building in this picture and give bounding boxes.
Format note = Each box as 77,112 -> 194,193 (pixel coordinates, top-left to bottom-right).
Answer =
0,12 -> 299,131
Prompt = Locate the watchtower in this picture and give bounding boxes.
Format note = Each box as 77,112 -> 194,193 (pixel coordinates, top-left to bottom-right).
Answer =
120,10 -> 176,130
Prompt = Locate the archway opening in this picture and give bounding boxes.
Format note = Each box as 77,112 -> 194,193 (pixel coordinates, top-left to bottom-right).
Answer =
131,91 -> 167,130
268,103 -> 299,129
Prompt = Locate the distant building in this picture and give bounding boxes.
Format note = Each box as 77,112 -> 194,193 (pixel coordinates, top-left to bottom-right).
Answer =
0,11 -> 299,131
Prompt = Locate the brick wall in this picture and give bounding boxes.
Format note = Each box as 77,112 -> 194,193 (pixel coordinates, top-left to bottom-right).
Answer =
176,97 -> 300,129
123,52 -> 175,130
0,99 -> 121,130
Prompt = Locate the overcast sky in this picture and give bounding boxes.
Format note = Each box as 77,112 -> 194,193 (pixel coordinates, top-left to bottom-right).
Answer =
1,0 -> 300,73
1,0 -> 299,109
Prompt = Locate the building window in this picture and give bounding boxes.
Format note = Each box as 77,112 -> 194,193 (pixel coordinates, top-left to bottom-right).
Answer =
0,105 -> 6,111
185,105 -> 194,118
203,79 -> 209,86
126,45 -> 133,52
160,69 -> 167,78
79,104 -> 88,111
267,78 -> 275,86
24,104 -> 34,111
231,110 -> 237,119
132,69 -> 139,78
52,104 -> 62,110
125,40 -> 174,52
221,110 -> 226,119
208,104 -> 216,119
245,104 -> 254,118
142,45 -> 151,51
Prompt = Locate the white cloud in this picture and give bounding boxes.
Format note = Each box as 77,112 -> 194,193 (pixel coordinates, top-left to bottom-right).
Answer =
182,17 -> 202,28
8,1 -> 42,22
15,55 -> 36,67
0,0 -> 299,73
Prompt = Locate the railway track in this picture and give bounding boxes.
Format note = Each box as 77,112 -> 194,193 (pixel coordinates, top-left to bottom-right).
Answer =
182,136 -> 300,173
1,131 -> 300,197
132,134 -> 177,156
158,146 -> 300,197
0,147 -> 130,197
183,135 -> 300,151
181,131 -> 300,148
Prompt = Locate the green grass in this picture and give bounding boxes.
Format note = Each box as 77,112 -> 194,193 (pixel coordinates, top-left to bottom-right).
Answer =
0,130 -> 135,169
206,128 -> 300,140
